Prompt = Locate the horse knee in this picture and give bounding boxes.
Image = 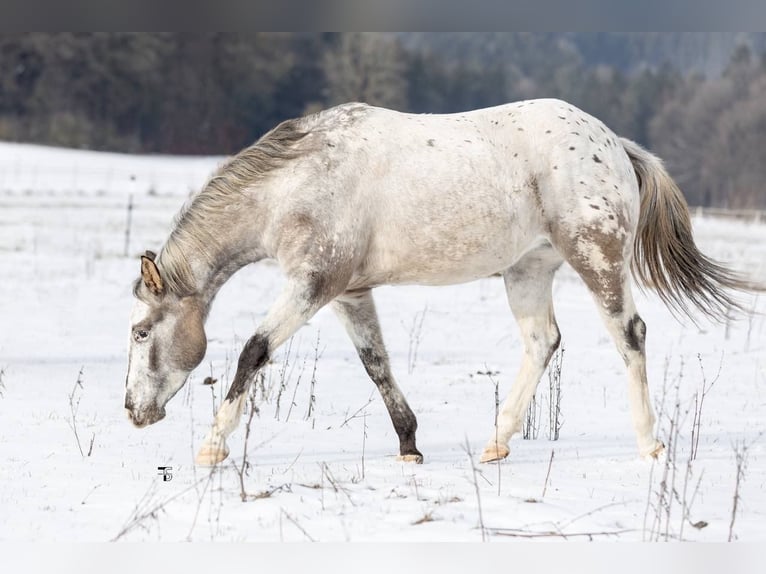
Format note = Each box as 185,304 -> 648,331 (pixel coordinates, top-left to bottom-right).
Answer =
525,321 -> 560,362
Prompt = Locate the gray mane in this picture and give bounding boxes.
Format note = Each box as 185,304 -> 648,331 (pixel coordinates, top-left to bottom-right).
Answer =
156,118 -> 310,297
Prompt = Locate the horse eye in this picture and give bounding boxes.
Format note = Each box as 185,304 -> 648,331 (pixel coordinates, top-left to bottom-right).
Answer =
133,329 -> 149,342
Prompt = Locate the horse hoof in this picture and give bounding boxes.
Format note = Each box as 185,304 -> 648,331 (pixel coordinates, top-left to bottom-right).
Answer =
195,444 -> 230,466
641,441 -> 665,459
480,444 -> 510,463
397,453 -> 424,464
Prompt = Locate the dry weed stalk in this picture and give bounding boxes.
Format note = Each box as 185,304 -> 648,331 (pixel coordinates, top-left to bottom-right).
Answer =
643,355 -> 710,541
728,440 -> 750,542
304,331 -> 323,428
67,367 -> 94,458
406,305 -> 428,374
462,437 -> 487,542
541,449 -> 555,498
690,353 -> 722,461
280,508 -> 315,541
522,394 -> 540,440
547,346 -> 564,440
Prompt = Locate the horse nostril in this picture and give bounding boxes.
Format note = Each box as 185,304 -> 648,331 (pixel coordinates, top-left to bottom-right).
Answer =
124,395 -> 135,411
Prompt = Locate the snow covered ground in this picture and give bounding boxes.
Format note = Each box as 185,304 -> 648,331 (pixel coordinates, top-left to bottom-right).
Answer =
0,141 -> 764,542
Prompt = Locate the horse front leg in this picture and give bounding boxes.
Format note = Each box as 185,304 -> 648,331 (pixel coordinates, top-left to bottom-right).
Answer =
195,277 -> 340,465
332,289 -> 423,463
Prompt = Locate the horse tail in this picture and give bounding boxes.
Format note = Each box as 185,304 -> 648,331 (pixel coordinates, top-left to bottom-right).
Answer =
620,137 -> 761,322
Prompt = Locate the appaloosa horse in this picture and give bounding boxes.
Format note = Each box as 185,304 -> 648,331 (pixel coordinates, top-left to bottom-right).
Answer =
124,99 -> 757,466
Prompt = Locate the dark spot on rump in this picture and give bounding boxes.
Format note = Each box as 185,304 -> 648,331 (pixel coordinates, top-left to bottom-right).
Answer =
589,204 -> 600,210
558,116 -> 566,120
517,127 -> 524,131
427,139 -> 435,146
528,175 -> 543,215
326,142 -> 335,147
555,224 -> 625,316
589,135 -> 595,142
226,333 -> 269,401
608,214 -> 615,220
464,139 -> 472,143
553,165 -> 558,170
569,146 -> 576,151
593,154 -> 602,163
546,129 -> 552,134
571,131 -> 580,136
513,152 -> 518,158
624,314 -> 646,352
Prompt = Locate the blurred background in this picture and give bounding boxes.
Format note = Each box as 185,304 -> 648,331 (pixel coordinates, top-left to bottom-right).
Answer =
1,32 -> 765,209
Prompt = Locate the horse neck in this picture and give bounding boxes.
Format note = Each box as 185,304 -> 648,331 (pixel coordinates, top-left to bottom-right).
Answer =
157,196 -> 266,311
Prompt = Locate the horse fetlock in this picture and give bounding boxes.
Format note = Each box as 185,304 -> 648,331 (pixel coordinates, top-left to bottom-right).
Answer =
480,442 -> 510,463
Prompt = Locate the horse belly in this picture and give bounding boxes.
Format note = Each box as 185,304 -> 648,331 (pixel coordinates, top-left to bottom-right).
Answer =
356,203 -> 540,287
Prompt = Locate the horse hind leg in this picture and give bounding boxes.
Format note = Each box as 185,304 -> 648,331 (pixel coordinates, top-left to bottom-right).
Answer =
556,224 -> 664,458
332,289 -> 423,463
481,245 -> 563,463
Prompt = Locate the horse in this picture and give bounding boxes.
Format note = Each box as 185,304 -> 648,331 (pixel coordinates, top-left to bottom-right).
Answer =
124,98 -> 759,467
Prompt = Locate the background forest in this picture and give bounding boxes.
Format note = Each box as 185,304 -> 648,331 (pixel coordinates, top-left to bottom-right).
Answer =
1,32 -> 766,208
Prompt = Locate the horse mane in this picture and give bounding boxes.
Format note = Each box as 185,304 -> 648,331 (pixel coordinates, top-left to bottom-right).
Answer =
156,118 -> 310,297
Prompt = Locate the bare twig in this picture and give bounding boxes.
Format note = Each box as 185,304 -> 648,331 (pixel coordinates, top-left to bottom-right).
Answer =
463,437 -> 487,542
275,336 -> 296,420
113,474 -> 212,541
728,441 -> 749,542
522,394 -> 539,440
541,449 -> 555,498
284,357 -> 306,422
67,367 -> 86,457
340,393 -> 375,428
280,508 -> 315,541
491,528 -> 635,539
320,462 -> 356,507
304,331 -> 323,427
547,346 -> 564,440
406,305 -> 428,374
691,352 -> 722,461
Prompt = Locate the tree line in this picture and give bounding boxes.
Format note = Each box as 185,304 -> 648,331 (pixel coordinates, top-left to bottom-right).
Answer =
1,32 -> 765,208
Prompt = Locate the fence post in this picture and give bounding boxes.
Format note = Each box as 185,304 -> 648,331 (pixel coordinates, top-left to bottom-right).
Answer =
123,193 -> 134,257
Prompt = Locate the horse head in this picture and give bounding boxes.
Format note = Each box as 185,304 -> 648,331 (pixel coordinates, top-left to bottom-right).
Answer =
124,251 -> 207,427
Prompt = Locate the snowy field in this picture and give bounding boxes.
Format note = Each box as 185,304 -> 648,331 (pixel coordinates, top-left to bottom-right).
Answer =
0,141 -> 764,542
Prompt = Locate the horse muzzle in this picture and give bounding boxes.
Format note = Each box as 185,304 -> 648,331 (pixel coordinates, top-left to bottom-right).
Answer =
124,395 -> 166,427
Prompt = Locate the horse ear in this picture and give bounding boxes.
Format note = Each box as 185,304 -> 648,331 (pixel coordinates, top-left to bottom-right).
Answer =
140,254 -> 165,296
144,250 -> 157,261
